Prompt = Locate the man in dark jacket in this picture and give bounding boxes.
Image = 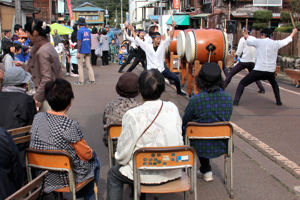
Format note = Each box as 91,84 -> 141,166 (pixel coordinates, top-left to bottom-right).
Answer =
0,127 -> 24,199
1,30 -> 11,52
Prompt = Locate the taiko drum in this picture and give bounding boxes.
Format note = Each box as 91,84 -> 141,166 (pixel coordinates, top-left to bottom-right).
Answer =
185,29 -> 228,64
176,29 -> 195,59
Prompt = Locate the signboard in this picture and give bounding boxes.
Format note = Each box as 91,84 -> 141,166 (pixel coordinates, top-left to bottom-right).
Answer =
174,0 -> 180,10
105,15 -> 109,18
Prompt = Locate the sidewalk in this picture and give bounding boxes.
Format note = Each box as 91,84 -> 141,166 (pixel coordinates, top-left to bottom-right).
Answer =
64,63 -> 300,199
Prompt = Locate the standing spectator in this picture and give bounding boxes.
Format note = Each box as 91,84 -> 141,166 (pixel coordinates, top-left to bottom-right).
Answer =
1,31 -> 11,52
99,24 -> 104,35
100,29 -> 109,66
105,25 -> 115,44
53,29 -> 62,47
11,24 -> 22,42
63,40 -> 71,76
70,43 -> 79,77
75,17 -> 95,85
91,27 -> 100,66
1,42 -> 22,71
14,19 -> 63,112
13,31 -> 30,63
114,34 -> 120,50
109,39 -> 118,63
107,69 -> 184,200
0,127 -> 24,200
71,25 -> 78,43
182,63 -> 233,182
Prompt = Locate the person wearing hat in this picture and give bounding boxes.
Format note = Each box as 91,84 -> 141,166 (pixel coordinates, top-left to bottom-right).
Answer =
233,27 -> 298,106
14,31 -> 30,63
225,26 -> 265,93
102,72 -> 141,149
75,17 -> 95,85
182,62 -> 233,182
0,67 -> 37,130
105,25 -> 115,44
107,69 -> 184,200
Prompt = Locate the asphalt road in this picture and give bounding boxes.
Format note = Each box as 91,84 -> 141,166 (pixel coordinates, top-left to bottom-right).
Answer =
58,60 -> 300,200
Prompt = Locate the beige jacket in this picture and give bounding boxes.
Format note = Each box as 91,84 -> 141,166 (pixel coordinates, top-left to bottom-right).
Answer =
24,42 -> 63,102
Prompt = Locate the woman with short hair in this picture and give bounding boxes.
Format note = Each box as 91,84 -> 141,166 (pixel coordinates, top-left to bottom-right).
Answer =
91,27 -> 99,66
107,69 -> 184,200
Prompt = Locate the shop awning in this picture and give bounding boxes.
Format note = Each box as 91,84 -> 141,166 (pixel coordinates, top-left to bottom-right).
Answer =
189,13 -> 211,19
166,15 -> 190,26
148,15 -> 159,23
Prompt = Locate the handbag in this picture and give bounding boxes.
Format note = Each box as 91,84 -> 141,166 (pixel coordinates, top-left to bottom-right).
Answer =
95,44 -> 103,57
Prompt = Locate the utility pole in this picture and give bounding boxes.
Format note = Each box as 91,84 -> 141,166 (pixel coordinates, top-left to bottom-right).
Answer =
15,0 -> 22,25
105,6 -> 108,26
160,0 -> 163,34
115,8 -> 118,28
121,0 -> 123,28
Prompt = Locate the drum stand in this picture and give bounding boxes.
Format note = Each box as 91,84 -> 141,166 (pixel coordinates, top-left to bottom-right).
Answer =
165,52 -> 181,73
187,60 -> 223,96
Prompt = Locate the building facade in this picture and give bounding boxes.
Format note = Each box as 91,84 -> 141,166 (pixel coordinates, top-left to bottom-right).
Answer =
73,2 -> 105,27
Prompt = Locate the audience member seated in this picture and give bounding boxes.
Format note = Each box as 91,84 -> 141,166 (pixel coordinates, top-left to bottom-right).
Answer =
182,63 -> 233,182
0,67 -> 36,130
29,78 -> 100,199
107,69 -> 184,200
0,127 -> 24,200
102,72 -> 141,150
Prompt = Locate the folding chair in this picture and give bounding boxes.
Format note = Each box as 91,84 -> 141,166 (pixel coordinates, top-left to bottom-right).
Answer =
5,170 -> 48,200
133,146 -> 197,200
185,122 -> 234,199
8,125 -> 32,145
107,123 -> 122,168
25,149 -> 98,200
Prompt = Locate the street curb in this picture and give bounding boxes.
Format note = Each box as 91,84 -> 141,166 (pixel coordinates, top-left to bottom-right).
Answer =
232,122 -> 300,180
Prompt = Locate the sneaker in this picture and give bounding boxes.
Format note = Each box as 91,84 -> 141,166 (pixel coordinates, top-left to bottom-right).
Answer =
118,70 -> 125,73
114,61 -> 116,63
177,91 -> 187,96
87,81 -> 96,84
65,72 -> 70,76
276,101 -> 282,106
197,170 -> 213,182
258,90 -> 265,94
71,74 -> 79,77
74,81 -> 84,85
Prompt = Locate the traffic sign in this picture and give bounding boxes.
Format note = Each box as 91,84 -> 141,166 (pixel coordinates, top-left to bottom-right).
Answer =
105,15 -> 109,18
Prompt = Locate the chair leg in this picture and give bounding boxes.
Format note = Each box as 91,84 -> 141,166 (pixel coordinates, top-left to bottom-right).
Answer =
184,191 -> 187,200
224,155 -> 228,184
230,155 -> 234,199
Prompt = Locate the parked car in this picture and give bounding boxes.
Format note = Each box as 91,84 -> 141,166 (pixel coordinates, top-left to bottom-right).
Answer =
111,28 -> 123,36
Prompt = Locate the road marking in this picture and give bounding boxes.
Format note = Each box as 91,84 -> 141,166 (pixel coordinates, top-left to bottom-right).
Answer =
236,74 -> 300,96
232,122 -> 300,178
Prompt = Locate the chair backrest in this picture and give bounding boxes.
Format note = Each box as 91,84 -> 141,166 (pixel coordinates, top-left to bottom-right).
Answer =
8,125 -> 32,145
133,146 -> 196,170
5,170 -> 48,200
25,149 -> 76,193
107,123 -> 122,139
185,122 -> 233,156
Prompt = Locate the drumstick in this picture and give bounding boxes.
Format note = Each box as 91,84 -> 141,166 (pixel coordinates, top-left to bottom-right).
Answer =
290,13 -> 295,28
131,11 -> 134,25
170,7 -> 175,22
246,19 -> 248,31
147,15 -> 156,24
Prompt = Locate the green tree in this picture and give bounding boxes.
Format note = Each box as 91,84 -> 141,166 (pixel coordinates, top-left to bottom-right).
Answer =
252,10 -> 272,30
290,0 -> 300,22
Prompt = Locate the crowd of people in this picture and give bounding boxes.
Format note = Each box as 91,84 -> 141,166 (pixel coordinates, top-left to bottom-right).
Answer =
0,14 -> 298,200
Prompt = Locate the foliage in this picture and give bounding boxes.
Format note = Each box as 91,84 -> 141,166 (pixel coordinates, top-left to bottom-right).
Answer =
252,23 -> 269,30
274,26 -> 294,33
253,10 -> 273,22
280,11 -> 291,23
290,0 -> 300,22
